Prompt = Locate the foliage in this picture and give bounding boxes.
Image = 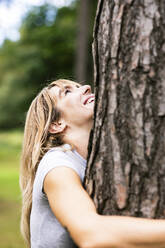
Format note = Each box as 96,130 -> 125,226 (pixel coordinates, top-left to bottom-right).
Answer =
0,3 -> 78,129
0,0 -> 97,129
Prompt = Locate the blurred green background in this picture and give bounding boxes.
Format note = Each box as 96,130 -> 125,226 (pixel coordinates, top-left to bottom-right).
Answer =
0,0 -> 96,247
0,130 -> 24,247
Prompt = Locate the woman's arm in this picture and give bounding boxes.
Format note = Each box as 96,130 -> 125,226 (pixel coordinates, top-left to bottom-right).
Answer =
44,167 -> 165,248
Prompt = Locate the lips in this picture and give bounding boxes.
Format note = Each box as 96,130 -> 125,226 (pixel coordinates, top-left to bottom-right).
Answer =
83,94 -> 95,105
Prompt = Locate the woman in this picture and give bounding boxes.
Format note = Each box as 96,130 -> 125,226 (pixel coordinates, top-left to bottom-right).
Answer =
20,79 -> 165,248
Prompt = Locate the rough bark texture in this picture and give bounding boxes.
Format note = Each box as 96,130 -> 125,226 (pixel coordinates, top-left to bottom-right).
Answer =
85,0 -> 165,219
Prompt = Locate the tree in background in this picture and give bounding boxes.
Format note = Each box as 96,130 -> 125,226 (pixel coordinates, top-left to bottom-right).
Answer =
0,1 -> 96,129
85,0 -> 165,218
75,0 -> 91,82
75,0 -> 98,83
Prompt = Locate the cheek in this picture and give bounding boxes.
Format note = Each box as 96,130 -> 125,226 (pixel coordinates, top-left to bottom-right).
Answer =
65,101 -> 77,111
61,100 -> 78,118
59,95 -> 83,118
66,96 -> 81,110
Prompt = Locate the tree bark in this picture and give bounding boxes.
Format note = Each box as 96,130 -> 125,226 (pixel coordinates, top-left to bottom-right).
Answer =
85,0 -> 165,219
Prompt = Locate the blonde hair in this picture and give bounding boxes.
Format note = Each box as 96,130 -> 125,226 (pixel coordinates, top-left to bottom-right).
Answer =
20,79 -> 80,247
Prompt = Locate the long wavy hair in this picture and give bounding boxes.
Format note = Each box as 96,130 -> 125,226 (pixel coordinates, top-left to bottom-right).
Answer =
20,79 -> 80,247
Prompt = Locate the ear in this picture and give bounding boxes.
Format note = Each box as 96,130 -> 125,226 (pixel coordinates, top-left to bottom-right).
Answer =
49,120 -> 66,134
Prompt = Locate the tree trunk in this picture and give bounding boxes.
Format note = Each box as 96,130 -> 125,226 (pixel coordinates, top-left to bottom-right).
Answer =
85,0 -> 165,219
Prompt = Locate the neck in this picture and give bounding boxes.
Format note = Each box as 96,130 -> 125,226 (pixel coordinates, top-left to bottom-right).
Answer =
65,125 -> 92,160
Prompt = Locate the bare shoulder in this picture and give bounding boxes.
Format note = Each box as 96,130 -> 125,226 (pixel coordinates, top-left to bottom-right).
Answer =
44,166 -> 82,193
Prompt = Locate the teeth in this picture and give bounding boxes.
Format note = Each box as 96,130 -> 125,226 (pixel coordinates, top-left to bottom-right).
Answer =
86,98 -> 94,104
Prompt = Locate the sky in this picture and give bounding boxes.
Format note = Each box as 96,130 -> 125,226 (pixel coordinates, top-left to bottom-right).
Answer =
0,0 -> 74,45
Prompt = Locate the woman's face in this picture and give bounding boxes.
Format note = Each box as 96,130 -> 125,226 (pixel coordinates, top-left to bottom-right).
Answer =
50,84 -> 94,129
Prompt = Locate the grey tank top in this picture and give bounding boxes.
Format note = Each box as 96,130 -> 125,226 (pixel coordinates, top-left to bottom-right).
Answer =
30,144 -> 87,248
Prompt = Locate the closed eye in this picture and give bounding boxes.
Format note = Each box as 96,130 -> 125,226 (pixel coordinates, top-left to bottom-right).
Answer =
64,89 -> 71,95
64,84 -> 79,95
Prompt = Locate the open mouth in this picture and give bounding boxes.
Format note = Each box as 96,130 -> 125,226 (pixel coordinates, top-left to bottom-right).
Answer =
83,95 -> 95,105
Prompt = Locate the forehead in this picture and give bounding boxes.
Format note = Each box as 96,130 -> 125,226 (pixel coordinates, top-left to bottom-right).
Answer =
49,85 -> 60,98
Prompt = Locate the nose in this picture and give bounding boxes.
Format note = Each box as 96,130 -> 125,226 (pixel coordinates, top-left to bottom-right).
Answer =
81,85 -> 91,95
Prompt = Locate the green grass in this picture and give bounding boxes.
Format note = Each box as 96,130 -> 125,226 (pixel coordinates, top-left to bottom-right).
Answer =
0,168 -> 21,201
0,130 -> 22,169
0,130 -> 26,248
